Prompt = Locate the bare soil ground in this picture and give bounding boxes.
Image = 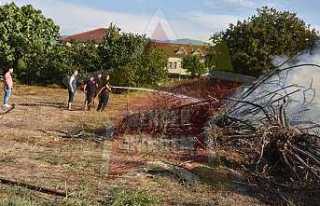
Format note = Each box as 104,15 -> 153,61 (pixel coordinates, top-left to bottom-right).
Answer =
0,83 -> 270,206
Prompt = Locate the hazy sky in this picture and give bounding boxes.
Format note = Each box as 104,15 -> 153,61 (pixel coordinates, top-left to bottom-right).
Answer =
2,0 -> 320,41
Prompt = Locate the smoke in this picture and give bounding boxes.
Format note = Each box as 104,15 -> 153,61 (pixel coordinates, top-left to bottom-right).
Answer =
273,44 -> 320,104
230,43 -> 320,130
273,43 -> 320,67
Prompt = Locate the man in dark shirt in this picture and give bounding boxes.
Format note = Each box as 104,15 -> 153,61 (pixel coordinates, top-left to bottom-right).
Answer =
83,76 -> 97,111
96,75 -> 112,112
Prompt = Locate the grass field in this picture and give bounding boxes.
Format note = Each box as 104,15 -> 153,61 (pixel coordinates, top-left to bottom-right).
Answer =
0,84 -> 270,206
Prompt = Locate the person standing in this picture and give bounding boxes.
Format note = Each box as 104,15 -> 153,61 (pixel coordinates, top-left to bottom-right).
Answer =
94,73 -> 103,106
96,75 -> 112,112
3,67 -> 14,109
83,76 -> 97,111
96,73 -> 103,88
67,70 -> 79,110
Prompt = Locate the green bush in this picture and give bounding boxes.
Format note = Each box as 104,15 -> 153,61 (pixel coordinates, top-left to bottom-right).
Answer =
182,54 -> 207,78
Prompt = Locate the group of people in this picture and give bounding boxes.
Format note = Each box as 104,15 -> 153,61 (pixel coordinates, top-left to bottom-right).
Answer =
67,70 -> 112,111
1,67 -> 112,112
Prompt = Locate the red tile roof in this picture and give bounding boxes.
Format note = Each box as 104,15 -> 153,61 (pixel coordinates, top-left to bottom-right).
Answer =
147,41 -> 208,57
61,28 -> 107,43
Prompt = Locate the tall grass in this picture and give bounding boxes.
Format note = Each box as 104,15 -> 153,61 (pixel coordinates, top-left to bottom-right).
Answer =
106,189 -> 159,206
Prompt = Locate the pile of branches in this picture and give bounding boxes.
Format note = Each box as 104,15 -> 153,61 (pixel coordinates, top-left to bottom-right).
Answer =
117,98 -> 220,138
209,64 -> 320,189
212,116 -> 320,188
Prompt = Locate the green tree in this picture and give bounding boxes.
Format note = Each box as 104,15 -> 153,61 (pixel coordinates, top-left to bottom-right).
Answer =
183,55 -> 207,78
40,43 -> 73,84
212,6 -> 318,76
206,40 -> 234,72
99,24 -> 166,87
66,41 -> 101,75
99,24 -> 146,86
138,48 -> 168,86
0,3 -> 60,83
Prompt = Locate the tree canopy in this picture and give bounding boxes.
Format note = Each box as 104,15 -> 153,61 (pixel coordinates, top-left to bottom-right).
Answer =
99,24 -> 168,87
0,3 -> 60,83
138,48 -> 168,86
206,41 -> 234,73
211,7 -> 319,76
0,4 -> 168,87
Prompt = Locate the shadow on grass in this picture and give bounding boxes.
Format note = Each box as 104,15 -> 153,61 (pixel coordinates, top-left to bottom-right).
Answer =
19,102 -> 66,109
18,102 -> 87,112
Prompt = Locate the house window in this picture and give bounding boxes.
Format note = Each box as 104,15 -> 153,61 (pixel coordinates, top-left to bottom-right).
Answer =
168,61 -> 178,70
177,62 -> 181,69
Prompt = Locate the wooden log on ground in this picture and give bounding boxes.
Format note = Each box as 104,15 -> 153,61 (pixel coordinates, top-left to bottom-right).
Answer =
0,177 -> 66,197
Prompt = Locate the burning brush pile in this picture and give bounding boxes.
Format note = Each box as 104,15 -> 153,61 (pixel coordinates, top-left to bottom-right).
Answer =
207,64 -> 320,190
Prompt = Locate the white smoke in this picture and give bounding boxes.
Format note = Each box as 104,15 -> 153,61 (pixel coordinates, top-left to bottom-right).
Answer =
273,44 -> 320,104
273,44 -> 320,67
231,43 -> 320,130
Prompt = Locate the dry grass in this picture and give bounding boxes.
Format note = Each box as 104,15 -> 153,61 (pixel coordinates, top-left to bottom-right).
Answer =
0,84 -> 130,204
0,84 -> 269,206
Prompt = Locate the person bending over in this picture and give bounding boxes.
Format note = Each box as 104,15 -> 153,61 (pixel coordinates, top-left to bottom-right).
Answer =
96,75 -> 112,112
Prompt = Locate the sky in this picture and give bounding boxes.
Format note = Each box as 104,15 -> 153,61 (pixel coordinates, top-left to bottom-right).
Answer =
1,0 -> 320,41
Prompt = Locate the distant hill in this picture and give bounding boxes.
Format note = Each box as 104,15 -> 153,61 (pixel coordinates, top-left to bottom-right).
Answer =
169,39 -> 208,46
152,38 -> 208,46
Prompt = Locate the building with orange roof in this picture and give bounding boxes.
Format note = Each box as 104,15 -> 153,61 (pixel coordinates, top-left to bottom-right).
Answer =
61,28 -> 209,76
61,28 -> 107,43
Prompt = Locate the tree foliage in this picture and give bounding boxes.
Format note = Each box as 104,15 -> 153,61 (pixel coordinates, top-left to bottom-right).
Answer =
0,3 -> 168,86
183,55 -> 207,78
0,3 -> 60,83
206,41 -> 234,72
212,7 -> 319,76
99,24 -> 168,87
66,41 -> 102,75
99,24 -> 145,70
138,48 -> 168,86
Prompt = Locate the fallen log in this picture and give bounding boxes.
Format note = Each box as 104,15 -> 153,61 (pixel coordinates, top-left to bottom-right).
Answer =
0,177 -> 66,197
